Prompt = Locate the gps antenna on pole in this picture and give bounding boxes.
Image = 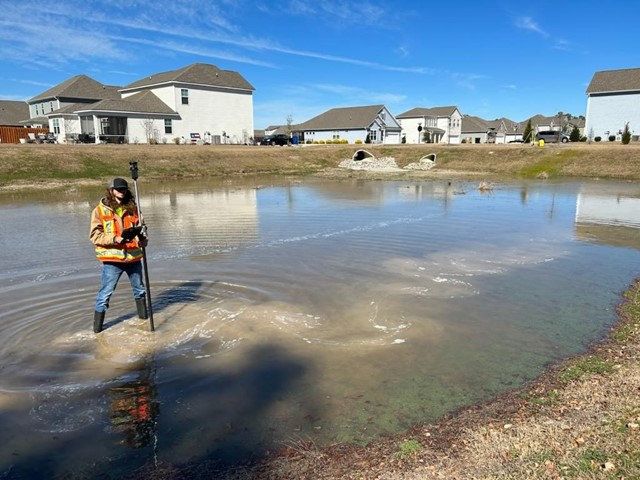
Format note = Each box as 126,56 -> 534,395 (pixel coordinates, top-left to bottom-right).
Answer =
129,161 -> 155,332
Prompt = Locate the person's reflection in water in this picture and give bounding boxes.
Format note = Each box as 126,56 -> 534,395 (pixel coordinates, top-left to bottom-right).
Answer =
108,362 -> 159,449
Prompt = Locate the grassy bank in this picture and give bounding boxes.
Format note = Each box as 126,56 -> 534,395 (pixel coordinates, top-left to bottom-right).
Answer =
2,142 -> 640,189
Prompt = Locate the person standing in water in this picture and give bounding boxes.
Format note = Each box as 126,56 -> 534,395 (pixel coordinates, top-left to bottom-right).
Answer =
90,178 -> 147,333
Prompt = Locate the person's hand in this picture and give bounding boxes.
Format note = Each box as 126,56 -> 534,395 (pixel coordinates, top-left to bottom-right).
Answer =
121,226 -> 143,241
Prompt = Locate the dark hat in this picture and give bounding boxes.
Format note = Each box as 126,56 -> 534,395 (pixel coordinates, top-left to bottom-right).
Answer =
109,178 -> 129,189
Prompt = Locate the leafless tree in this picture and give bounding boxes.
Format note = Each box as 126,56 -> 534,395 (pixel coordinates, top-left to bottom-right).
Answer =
140,118 -> 157,143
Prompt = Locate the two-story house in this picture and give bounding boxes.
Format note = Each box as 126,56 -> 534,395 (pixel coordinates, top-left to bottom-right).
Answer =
119,63 -> 254,144
28,63 -> 254,144
396,106 -> 462,144
585,67 -> 640,140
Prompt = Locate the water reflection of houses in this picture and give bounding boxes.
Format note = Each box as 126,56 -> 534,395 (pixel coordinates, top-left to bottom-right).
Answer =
575,185 -> 640,250
146,189 -> 259,248
56,188 -> 260,250
307,180 -> 387,204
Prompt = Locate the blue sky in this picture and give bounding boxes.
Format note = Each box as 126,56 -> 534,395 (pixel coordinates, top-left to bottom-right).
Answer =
1,0 -> 638,129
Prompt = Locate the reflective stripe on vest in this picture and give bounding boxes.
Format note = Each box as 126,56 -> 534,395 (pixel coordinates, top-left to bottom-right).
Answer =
95,203 -> 143,263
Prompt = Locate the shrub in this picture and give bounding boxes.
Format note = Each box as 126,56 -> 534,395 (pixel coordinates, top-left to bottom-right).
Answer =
580,136 -> 587,142
594,136 -> 601,142
608,135 -> 616,142
622,123 -> 631,145
355,139 -> 363,144
173,137 -> 180,144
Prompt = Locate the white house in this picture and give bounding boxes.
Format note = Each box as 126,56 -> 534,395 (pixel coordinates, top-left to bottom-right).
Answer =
28,63 -> 254,144
296,105 -> 402,144
119,63 -> 254,144
585,67 -> 640,141
396,106 -> 462,144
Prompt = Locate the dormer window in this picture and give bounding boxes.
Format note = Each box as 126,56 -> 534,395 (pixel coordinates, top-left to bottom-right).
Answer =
181,89 -> 189,105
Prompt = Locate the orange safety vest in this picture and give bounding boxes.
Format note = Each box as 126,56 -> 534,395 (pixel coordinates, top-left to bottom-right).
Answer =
95,203 -> 144,263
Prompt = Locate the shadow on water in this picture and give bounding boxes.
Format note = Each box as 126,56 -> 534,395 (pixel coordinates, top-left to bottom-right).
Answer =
104,280 -> 206,330
4,343 -> 311,479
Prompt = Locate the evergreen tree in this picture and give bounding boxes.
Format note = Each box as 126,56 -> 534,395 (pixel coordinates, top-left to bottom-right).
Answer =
570,125 -> 581,143
622,123 -> 631,145
522,119 -> 533,143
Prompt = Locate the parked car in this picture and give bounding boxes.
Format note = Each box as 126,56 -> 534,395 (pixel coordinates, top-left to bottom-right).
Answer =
260,134 -> 290,146
535,130 -> 569,143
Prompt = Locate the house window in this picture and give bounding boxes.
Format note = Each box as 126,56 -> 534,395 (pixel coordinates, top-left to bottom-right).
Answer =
181,89 -> 189,105
52,118 -> 60,134
35,105 -> 39,115
370,130 -> 377,141
164,119 -> 173,134
50,101 -> 54,112
332,131 -> 340,140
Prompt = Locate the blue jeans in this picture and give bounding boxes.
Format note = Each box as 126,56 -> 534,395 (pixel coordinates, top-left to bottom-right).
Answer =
95,261 -> 146,312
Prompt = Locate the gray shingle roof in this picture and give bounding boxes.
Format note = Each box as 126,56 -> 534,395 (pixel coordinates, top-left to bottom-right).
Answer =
29,75 -> 121,102
297,105 -> 387,130
71,91 -> 178,115
461,115 -> 490,133
586,67 -> 640,94
0,100 -> 29,125
396,106 -> 459,118
462,115 -> 522,134
122,63 -> 255,92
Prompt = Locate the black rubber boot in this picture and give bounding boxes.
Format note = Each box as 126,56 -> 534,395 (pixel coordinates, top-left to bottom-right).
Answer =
136,298 -> 148,319
93,311 -> 105,333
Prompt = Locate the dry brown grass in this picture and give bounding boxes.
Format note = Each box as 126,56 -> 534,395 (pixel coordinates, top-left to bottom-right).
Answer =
2,142 -> 640,190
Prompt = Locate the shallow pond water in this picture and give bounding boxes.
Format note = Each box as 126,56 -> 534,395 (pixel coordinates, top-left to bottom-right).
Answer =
1,176 -> 639,477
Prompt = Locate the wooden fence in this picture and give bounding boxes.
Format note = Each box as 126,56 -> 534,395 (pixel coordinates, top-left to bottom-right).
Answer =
0,127 -> 50,144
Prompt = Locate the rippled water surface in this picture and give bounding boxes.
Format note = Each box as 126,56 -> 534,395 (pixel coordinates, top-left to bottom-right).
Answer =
1,176 -> 639,477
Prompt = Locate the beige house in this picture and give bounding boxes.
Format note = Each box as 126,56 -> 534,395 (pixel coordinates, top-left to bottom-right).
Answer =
396,106 -> 462,144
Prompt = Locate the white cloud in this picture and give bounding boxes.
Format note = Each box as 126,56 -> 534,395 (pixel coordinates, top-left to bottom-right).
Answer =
317,84 -> 406,103
109,36 -> 276,68
515,16 -> 549,38
451,73 -> 487,90
284,0 -> 387,26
